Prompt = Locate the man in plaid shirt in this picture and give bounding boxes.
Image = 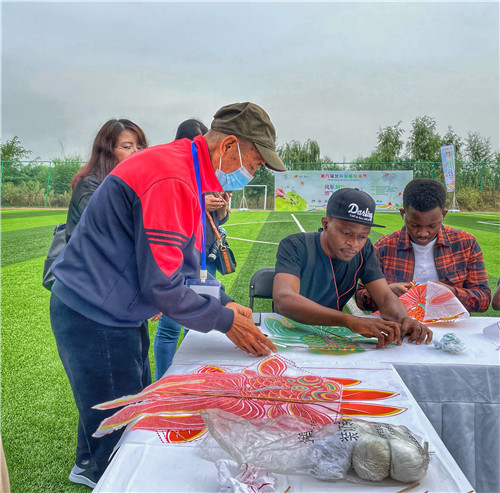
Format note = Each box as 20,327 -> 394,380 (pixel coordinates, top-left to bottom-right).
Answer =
356,179 -> 491,313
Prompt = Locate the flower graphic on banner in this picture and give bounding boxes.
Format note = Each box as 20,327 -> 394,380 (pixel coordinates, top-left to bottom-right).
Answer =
93,356 -> 405,443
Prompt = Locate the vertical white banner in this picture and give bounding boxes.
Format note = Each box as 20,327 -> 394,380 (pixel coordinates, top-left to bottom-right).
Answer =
440,145 -> 455,192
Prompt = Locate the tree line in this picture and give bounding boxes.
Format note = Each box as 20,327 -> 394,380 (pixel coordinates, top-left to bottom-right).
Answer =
1,116 -> 499,209
244,116 -> 499,210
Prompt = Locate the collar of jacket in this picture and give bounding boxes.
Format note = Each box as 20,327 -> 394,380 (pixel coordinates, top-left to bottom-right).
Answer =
397,224 -> 450,250
193,135 -> 223,194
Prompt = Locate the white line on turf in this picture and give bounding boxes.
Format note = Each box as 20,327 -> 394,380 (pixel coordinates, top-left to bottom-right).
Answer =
226,236 -> 279,245
477,221 -> 500,226
291,214 -> 305,232
224,221 -> 294,227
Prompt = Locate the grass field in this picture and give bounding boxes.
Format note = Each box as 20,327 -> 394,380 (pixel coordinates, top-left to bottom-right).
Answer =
1,208 -> 499,492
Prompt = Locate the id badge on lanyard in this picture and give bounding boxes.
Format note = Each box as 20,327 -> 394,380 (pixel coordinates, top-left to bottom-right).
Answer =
187,141 -> 222,300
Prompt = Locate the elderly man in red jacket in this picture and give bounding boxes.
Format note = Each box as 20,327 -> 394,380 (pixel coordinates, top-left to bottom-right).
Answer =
50,103 -> 285,487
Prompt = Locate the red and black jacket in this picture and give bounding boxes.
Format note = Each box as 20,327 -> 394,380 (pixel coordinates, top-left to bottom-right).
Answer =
52,135 -> 234,332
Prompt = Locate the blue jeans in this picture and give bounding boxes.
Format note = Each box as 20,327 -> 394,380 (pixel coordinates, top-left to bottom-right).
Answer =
154,263 -> 216,379
50,293 -> 151,482
154,315 -> 184,380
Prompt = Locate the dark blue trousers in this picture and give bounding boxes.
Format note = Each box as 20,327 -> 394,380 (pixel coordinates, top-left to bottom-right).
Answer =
50,293 -> 151,482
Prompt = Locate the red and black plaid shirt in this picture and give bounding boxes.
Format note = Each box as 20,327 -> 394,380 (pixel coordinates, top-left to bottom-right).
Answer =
355,225 -> 491,313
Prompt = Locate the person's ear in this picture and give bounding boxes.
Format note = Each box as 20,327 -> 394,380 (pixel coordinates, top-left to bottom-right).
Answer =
399,208 -> 405,220
321,216 -> 329,231
442,209 -> 448,220
219,135 -> 238,158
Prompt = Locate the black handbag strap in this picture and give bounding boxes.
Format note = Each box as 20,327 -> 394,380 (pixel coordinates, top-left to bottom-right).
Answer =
299,232 -> 317,297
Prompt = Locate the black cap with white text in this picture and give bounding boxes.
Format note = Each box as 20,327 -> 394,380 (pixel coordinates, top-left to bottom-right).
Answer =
326,188 -> 385,228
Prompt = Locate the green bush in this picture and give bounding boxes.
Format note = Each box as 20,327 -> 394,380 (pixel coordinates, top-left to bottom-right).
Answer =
454,187 -> 500,211
0,182 -> 72,208
1,181 -> 46,207
46,190 -> 71,208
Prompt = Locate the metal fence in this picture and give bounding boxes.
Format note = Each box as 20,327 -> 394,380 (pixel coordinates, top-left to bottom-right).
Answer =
1,160 -> 499,208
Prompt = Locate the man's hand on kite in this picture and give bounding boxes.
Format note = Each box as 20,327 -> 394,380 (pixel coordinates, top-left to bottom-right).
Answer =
225,302 -> 277,356
348,316 -> 402,349
399,318 -> 433,345
389,282 -> 415,297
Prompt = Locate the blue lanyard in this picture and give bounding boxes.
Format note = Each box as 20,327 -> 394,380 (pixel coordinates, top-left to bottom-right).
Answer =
191,141 -> 207,273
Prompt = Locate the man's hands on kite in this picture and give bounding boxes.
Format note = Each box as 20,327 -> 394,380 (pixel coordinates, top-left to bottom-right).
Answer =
348,315 -> 432,348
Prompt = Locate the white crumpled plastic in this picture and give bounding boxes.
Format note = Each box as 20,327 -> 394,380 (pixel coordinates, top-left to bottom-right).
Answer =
308,430 -> 355,480
433,333 -> 466,354
200,408 -> 336,475
216,460 -> 287,493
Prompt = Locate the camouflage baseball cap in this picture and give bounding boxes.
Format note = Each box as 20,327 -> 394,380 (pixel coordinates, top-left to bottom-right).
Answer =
211,102 -> 286,172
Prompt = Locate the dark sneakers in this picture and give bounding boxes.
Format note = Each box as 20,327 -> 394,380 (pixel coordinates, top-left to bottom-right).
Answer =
69,460 -> 97,489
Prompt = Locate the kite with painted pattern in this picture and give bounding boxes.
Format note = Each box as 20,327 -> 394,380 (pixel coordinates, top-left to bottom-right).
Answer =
94,355 -> 405,443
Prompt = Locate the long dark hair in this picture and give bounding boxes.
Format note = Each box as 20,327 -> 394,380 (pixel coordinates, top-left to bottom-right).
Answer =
72,119 -> 148,188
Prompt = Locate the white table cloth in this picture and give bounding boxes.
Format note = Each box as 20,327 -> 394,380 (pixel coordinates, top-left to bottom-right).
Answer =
94,314 -> 500,493
95,361 -> 473,492
170,314 -> 499,493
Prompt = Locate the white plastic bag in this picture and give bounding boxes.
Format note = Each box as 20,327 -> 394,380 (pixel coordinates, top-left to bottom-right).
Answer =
200,408 -> 336,475
200,409 -> 430,484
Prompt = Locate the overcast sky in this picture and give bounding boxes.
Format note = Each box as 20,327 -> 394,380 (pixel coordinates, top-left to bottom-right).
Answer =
2,1 -> 499,163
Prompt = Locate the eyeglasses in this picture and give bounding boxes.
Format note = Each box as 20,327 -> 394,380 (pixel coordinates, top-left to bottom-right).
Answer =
115,145 -> 145,151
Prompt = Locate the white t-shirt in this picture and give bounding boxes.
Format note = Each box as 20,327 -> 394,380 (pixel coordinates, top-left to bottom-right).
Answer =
411,237 -> 439,283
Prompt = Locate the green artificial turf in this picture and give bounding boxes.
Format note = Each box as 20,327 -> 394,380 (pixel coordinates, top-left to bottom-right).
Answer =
1,211 -> 67,233
1,226 -> 61,267
1,208 -> 499,492
1,258 -> 87,492
224,211 -> 293,311
1,209 -> 67,220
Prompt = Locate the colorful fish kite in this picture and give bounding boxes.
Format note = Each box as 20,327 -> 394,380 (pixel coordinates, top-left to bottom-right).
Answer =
265,316 -> 388,353
374,282 -> 469,323
94,356 -> 405,444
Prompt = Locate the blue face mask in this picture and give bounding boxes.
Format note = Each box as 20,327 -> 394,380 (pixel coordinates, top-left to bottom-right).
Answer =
215,142 -> 253,191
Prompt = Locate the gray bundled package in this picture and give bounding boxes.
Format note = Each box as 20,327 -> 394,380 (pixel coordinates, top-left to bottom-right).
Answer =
310,419 -> 430,483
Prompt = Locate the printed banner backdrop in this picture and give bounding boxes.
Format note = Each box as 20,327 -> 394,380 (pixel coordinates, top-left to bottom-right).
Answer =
440,145 -> 456,192
274,170 -> 413,212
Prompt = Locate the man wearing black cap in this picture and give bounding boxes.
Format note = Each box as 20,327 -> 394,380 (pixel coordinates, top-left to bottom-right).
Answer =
273,188 -> 433,348
49,102 -> 285,486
